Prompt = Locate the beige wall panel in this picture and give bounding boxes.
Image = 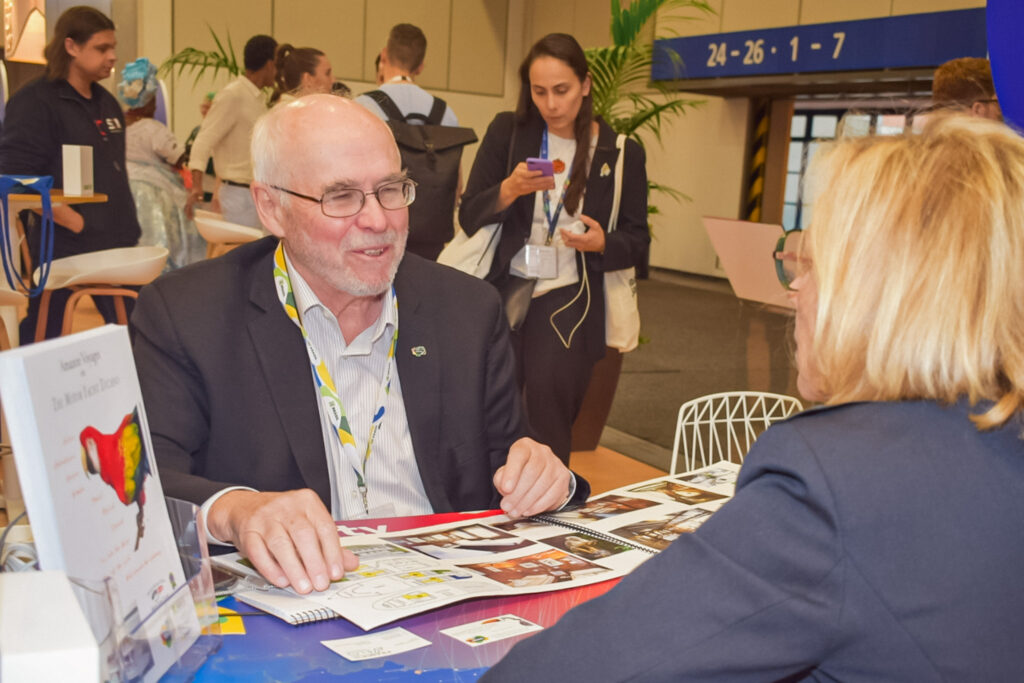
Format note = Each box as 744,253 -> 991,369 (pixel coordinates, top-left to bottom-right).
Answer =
111,0 -> 138,74
524,0 -> 609,49
365,0 -> 452,89
799,0 -> 891,24
169,0 -> 271,137
657,0 -> 723,38
573,0 -> 612,48
449,0 -> 508,96
892,0 -> 985,15
720,0 -> 799,32
173,0 -> 272,54
274,0 -> 365,82
525,0 -> 575,46
645,96 -> 749,275
138,0 -> 173,66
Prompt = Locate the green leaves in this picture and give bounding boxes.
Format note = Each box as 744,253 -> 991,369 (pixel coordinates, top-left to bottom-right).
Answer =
587,0 -> 712,213
610,0 -> 714,48
158,26 -> 241,87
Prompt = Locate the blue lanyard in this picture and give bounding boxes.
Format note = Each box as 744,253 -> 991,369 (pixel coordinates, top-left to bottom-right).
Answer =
540,128 -> 571,247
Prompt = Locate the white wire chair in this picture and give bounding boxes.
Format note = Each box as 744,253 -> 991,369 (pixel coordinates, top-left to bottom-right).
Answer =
669,391 -> 804,475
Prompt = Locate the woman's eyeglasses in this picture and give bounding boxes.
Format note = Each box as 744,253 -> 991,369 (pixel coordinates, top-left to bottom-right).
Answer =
773,229 -> 806,291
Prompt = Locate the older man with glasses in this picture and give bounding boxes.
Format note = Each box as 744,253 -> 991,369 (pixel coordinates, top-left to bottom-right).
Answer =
130,95 -> 586,594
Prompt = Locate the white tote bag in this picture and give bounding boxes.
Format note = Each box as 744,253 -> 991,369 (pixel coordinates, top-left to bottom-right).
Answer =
437,222 -> 501,278
604,133 -> 641,353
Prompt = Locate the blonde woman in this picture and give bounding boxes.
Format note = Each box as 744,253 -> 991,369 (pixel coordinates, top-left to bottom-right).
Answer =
485,114 -> 1024,681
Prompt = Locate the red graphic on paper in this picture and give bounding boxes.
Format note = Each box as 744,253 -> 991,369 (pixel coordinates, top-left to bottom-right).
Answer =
81,409 -> 152,549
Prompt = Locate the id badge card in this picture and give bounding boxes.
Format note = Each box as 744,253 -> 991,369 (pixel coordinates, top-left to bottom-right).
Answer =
524,244 -> 558,279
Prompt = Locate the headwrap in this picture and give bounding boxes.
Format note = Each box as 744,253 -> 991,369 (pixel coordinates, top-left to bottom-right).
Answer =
118,57 -> 159,109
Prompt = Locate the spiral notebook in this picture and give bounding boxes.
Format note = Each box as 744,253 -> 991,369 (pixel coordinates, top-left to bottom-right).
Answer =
215,461 -> 740,630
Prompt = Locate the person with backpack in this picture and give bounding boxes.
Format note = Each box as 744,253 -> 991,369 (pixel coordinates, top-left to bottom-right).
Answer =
356,23 -> 475,261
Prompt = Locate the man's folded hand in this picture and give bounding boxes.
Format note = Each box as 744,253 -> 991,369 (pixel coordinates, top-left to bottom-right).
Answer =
493,437 -> 572,518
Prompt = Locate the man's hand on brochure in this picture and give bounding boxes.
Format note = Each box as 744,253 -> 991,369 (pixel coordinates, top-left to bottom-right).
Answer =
493,437 -> 573,519
208,489 -> 359,594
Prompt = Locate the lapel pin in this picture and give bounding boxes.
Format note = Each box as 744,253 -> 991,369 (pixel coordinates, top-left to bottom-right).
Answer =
411,346 -> 427,357
599,162 -> 611,177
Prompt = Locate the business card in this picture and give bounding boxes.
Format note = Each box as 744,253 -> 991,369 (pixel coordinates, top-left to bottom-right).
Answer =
440,614 -> 543,647
322,627 -> 431,661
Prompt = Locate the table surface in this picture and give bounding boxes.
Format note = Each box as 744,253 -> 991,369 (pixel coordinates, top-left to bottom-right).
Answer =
189,511 -> 620,682
7,191 -> 108,204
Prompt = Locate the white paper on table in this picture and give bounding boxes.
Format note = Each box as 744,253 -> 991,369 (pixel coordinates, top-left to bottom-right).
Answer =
440,614 -> 543,647
321,627 -> 431,661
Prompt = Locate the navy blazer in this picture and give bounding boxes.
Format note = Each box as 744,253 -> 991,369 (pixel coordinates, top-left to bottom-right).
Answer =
131,237 -> 588,512
485,400 -> 1024,681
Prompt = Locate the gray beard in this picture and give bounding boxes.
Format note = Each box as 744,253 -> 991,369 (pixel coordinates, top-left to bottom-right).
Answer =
322,229 -> 408,297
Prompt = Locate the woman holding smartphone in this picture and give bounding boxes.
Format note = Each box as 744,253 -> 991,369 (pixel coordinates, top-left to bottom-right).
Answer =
459,33 -> 649,464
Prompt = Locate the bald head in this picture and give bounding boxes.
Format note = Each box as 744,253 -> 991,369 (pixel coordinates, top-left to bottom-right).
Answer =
249,93 -> 411,312
252,94 -> 401,189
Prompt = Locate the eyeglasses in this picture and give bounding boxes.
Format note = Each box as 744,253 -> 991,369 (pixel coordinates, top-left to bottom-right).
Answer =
773,229 -> 806,291
271,178 -> 417,218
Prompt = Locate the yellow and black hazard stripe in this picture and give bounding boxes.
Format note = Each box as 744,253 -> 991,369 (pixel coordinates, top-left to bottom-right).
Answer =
745,99 -> 770,222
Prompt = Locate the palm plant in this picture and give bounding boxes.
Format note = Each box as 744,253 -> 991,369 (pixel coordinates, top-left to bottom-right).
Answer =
587,0 -> 710,139
586,0 -> 713,205
158,26 -> 241,86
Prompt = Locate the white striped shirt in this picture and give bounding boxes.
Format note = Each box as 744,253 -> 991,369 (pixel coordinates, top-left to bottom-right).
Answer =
287,254 -> 433,520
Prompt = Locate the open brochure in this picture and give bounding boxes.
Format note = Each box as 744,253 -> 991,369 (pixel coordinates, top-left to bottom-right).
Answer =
213,461 -> 740,631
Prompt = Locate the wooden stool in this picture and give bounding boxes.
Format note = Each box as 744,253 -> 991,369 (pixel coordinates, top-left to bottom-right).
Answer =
33,246 -> 168,342
0,287 -> 26,349
194,214 -> 263,259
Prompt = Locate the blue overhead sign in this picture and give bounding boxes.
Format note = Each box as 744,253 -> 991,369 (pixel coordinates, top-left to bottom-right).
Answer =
988,0 -> 1023,131
652,9 -> 987,81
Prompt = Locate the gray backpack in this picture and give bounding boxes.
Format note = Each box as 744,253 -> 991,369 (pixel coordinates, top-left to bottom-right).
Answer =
364,90 -> 477,254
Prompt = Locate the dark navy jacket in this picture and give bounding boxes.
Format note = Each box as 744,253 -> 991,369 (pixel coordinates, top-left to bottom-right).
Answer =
0,77 -> 140,258
486,400 -> 1024,682
130,238 -> 590,512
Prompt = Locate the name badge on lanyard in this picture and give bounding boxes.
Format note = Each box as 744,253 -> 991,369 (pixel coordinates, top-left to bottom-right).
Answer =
524,244 -> 558,279
531,126 -> 568,280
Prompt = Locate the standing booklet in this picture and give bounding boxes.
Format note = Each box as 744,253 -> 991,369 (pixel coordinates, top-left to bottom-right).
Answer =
214,461 -> 741,630
0,325 -> 201,682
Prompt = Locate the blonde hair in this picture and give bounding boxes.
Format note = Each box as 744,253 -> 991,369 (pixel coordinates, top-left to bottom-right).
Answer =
804,114 -> 1024,429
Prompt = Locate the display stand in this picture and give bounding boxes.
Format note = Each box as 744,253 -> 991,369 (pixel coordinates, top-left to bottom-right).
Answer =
2,498 -> 221,682
157,497 -> 223,681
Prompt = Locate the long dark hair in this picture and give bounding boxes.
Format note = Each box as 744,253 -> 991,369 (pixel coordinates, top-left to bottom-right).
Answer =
271,44 -> 326,103
44,6 -> 115,81
516,33 -> 593,216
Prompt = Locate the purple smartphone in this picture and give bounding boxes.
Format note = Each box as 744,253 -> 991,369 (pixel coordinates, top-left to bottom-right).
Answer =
526,157 -> 554,176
